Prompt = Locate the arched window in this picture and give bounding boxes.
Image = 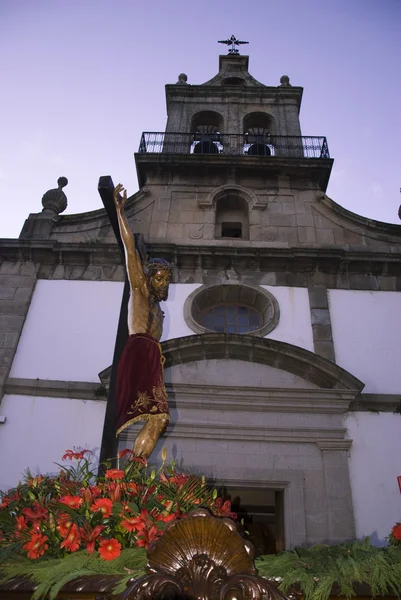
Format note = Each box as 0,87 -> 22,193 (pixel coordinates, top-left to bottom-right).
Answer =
215,191 -> 249,239
190,111 -> 224,155
243,112 -> 276,156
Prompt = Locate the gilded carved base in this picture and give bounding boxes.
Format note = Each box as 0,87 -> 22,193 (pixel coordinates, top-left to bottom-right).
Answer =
121,509 -> 288,600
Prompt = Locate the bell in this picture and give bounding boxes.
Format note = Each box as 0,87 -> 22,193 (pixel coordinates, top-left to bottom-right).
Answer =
193,140 -> 219,154
248,143 -> 271,156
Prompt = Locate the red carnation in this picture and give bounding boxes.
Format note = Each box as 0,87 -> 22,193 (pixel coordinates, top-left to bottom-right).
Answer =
23,532 -> 49,559
392,523 -> 401,541
105,469 -> 125,480
56,513 -> 74,537
98,538 -> 121,560
59,495 -> 84,509
126,482 -> 138,495
120,508 -> 150,533
90,498 -> 113,518
121,516 -> 142,532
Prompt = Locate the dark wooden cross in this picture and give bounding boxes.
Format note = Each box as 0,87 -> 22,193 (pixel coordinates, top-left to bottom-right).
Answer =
97,176 -> 147,465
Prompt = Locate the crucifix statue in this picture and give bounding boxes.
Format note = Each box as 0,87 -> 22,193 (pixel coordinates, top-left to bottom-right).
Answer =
113,184 -> 172,458
97,177 -> 172,462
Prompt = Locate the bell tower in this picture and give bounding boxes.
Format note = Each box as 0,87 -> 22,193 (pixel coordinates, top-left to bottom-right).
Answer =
135,47 -> 332,246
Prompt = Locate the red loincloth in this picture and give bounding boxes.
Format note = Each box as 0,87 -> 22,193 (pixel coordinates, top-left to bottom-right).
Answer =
115,333 -> 169,436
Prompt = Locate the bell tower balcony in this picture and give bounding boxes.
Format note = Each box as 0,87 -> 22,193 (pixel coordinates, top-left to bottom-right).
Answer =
135,132 -> 333,191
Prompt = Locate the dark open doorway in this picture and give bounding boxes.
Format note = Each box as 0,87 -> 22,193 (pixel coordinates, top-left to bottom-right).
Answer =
222,487 -> 285,555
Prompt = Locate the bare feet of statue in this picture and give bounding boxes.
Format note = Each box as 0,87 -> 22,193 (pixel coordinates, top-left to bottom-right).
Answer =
133,417 -> 169,459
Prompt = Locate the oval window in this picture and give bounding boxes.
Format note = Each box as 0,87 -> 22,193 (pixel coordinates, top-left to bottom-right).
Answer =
201,303 -> 262,334
184,284 -> 280,337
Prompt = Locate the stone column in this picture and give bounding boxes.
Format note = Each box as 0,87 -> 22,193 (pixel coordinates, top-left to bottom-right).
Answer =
0,261 -> 37,403
308,284 -> 336,361
318,441 -> 356,543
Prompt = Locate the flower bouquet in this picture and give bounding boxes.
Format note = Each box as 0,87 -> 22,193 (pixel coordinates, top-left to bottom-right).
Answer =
0,448 -> 236,598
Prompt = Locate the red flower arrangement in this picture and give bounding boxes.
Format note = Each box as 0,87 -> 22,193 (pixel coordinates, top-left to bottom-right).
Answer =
390,522 -> 401,543
0,449 -> 236,562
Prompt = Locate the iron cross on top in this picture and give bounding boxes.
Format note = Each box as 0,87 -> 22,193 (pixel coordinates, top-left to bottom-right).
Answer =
218,34 -> 249,55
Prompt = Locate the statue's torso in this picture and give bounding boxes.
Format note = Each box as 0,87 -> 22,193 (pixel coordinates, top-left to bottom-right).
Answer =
128,290 -> 163,341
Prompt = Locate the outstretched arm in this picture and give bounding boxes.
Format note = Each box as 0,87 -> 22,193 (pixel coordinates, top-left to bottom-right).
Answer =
113,184 -> 146,293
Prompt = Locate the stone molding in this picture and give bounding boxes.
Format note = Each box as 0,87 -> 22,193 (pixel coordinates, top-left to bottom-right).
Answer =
316,440 -> 353,451
160,334 -> 364,391
4,377 -> 103,401
1,241 -> 400,289
167,384 -> 353,414
121,420 -> 348,445
315,193 -> 401,241
183,283 -> 280,337
135,152 -> 333,191
5,376 -> 398,413
199,184 -> 259,210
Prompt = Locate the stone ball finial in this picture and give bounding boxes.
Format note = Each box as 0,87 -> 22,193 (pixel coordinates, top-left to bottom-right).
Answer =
177,73 -> 188,84
279,75 -> 291,86
41,177 -> 68,216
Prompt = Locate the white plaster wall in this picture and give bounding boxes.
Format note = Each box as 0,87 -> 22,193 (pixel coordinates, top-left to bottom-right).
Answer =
164,284 -> 313,351
329,290 -> 401,393
0,394 -> 106,492
345,412 -> 401,543
262,286 -> 314,352
10,280 -> 123,382
161,283 -> 202,341
11,282 -> 312,384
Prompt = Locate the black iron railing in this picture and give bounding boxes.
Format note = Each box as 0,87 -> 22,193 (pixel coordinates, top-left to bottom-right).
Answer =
138,133 -> 330,159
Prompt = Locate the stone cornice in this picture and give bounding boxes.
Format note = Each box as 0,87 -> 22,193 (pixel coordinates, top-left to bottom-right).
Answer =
135,153 -> 333,190
167,384 -> 354,413
122,421 -> 348,445
4,377 -> 104,401
316,439 -> 353,451
317,193 -> 401,237
5,378 -> 398,413
1,239 -> 400,281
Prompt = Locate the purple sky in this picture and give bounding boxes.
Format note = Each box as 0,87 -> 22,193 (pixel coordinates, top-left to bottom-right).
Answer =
1,0 -> 400,239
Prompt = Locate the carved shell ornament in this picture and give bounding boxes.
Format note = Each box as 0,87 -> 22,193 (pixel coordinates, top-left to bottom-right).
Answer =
122,509 -> 288,600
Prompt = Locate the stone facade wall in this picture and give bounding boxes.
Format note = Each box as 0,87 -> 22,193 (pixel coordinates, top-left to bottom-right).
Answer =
117,359 -> 356,547
0,260 -> 37,403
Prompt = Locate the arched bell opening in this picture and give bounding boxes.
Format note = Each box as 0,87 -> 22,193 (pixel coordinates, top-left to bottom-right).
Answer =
243,112 -> 276,156
191,110 -> 224,155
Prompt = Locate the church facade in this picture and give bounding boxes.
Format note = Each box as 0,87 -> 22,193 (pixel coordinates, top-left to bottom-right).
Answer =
0,53 -> 400,552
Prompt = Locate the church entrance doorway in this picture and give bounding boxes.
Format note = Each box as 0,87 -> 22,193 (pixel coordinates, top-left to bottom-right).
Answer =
221,487 -> 285,555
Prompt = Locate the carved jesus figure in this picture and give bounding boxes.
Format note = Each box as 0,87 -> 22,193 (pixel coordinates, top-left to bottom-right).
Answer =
113,184 -> 172,458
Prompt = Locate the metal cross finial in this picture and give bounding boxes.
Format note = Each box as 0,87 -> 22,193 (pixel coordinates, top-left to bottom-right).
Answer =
218,34 -> 249,55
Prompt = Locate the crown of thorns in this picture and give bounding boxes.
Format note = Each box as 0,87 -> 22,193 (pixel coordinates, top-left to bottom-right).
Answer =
143,258 -> 174,277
